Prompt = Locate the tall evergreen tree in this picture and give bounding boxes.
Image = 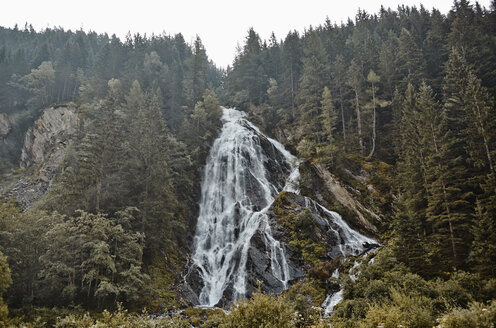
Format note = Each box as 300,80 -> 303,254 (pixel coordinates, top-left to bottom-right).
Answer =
418,83 -> 472,268
184,36 -> 208,107
397,28 -> 425,89
397,84 -> 429,237
296,31 -> 329,135
331,55 -> 348,150
280,31 -> 303,120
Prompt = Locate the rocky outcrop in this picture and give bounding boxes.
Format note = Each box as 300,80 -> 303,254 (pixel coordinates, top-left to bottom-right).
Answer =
245,220 -> 304,296
314,163 -> 380,233
0,113 -> 11,139
267,191 -> 377,263
2,105 -> 78,209
20,105 -> 78,170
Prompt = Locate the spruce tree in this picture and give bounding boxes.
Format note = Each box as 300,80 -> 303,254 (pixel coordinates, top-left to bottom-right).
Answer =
296,31 -> 329,137
444,48 -> 495,176
184,36 -> 208,107
397,84 -> 429,238
418,82 -> 472,269
471,194 -> 496,278
331,55 -> 348,150
392,198 -> 431,277
280,31 -> 303,120
397,28 -> 425,90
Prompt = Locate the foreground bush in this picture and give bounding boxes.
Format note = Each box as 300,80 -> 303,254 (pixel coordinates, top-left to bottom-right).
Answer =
219,291 -> 297,328
52,305 -> 189,328
436,301 -> 496,328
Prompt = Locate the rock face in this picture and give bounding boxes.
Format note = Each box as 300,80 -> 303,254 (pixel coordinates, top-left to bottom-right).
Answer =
314,163 -> 380,233
20,106 -> 78,170
267,192 -> 378,260
2,105 -> 78,209
0,113 -> 11,139
245,216 -> 304,295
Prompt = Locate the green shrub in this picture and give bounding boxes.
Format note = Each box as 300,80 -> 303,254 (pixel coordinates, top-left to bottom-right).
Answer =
437,301 -> 496,328
54,305 -> 190,328
220,291 -> 297,328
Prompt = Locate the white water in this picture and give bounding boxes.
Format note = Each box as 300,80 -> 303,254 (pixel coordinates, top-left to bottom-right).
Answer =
322,250 -> 379,315
304,197 -> 376,257
192,108 -> 299,307
323,289 -> 344,315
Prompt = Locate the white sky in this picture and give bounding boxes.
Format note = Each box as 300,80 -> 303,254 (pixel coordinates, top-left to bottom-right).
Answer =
1,0 -> 492,68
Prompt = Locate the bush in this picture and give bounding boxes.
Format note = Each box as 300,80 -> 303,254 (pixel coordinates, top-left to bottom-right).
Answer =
220,291 -> 297,328
436,301 -> 496,328
54,304 -> 190,328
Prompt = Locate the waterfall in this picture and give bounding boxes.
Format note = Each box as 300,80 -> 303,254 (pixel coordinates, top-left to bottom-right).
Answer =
191,108 -> 299,307
191,107 -> 376,310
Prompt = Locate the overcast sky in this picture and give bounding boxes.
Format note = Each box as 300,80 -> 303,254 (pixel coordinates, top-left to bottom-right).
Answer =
1,0 -> 492,68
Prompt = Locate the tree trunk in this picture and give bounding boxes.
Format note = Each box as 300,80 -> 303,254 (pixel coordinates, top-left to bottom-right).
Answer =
429,123 -> 458,262
367,82 -> 377,160
354,89 -> 364,154
442,181 -> 458,261
96,161 -> 103,212
339,87 -> 347,151
290,65 -> 295,119
473,101 -> 495,174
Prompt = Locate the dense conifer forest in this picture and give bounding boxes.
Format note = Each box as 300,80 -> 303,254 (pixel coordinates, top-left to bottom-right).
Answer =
0,0 -> 496,326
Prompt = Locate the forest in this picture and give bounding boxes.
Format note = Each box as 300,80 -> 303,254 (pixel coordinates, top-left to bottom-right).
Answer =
0,0 -> 496,327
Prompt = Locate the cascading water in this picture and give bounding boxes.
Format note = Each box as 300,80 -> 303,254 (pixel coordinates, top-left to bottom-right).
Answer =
191,108 -> 299,307
303,197 -> 376,257
191,107 -> 376,310
302,197 -> 377,315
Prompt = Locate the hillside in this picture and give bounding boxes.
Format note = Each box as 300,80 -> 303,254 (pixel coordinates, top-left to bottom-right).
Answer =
0,1 -> 496,327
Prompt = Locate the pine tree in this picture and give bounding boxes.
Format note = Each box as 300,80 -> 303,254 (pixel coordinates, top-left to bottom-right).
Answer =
378,31 -> 399,99
296,31 -> 329,136
397,84 -> 429,238
397,28 -> 425,90
126,85 -> 178,246
392,198 -> 431,277
331,55 -> 348,150
280,31 -> 303,120
184,36 -> 208,107
79,79 -> 125,212
471,194 -> 496,278
444,48 -> 495,176
418,82 -> 472,269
